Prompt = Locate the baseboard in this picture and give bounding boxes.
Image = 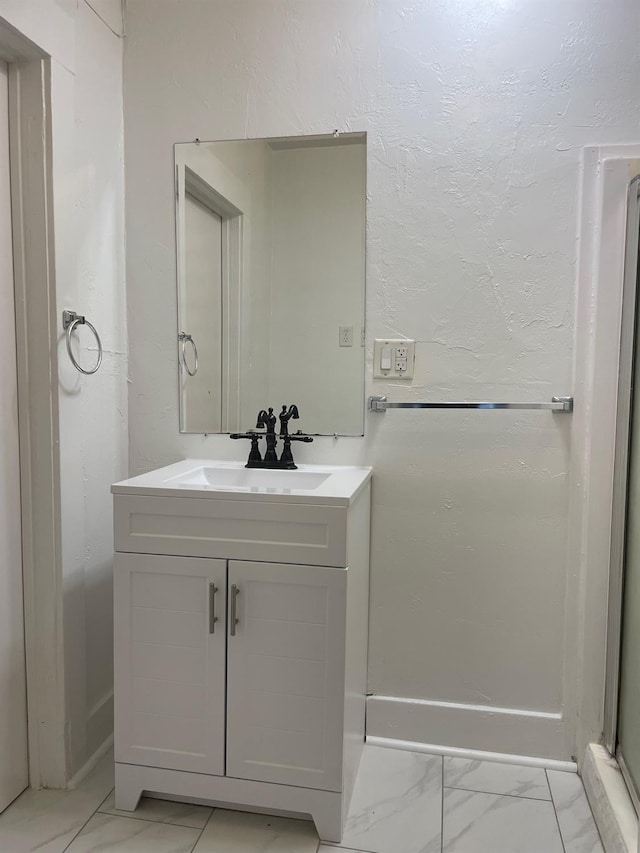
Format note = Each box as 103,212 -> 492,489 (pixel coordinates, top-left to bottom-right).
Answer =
67,732 -> 114,791
86,689 -> 114,763
366,695 -> 567,761
582,743 -> 637,853
367,736 -> 576,772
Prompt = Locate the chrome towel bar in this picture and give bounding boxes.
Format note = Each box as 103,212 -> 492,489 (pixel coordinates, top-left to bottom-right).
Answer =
368,395 -> 574,413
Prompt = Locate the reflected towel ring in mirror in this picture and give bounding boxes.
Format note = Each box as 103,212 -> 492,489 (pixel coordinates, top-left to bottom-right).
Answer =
62,310 -> 103,376
179,331 -> 198,376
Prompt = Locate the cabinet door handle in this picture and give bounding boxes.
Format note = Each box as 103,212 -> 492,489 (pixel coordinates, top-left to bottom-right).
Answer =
230,584 -> 239,636
209,583 -> 218,634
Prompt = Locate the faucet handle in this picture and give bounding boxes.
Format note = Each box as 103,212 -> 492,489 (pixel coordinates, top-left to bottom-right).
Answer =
229,432 -> 263,467
289,432 -> 313,444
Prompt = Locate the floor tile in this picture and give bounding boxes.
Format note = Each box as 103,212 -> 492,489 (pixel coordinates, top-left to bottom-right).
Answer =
444,757 -> 551,800
443,788 -> 563,853
192,808 -> 319,852
547,770 -> 604,853
0,749 -> 115,853
319,847 -> 365,853
64,812 -> 201,852
98,790 -> 212,828
332,745 -> 442,853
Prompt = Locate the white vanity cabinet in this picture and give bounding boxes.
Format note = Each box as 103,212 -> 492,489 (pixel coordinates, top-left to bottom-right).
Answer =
111,460 -> 371,843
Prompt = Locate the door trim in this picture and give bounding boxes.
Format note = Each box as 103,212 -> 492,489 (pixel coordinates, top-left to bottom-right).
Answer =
5,48 -> 66,787
603,174 -> 640,755
564,147 -> 640,765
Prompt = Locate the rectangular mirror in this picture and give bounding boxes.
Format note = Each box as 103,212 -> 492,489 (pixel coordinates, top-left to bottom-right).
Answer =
175,132 -> 366,436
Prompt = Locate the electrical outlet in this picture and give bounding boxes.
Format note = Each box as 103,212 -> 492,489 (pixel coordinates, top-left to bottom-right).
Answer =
339,325 -> 353,347
395,357 -> 407,372
360,327 -> 365,347
373,339 -> 415,379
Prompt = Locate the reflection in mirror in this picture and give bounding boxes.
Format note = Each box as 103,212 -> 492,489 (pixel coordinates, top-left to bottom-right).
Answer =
175,133 -> 366,436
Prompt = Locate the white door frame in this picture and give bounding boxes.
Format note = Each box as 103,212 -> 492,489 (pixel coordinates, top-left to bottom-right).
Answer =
565,146 -> 640,765
0,18 -> 66,789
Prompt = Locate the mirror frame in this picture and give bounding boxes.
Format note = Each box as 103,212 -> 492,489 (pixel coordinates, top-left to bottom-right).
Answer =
174,132 -> 367,436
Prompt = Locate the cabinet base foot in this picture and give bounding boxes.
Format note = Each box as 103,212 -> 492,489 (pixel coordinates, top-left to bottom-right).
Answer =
114,761 -> 345,842
310,804 -> 343,843
113,774 -> 142,811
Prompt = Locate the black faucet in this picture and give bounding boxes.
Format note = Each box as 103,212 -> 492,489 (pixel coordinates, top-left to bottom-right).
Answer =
256,407 -> 278,463
256,408 -> 276,433
279,404 -> 299,436
231,404 -> 313,469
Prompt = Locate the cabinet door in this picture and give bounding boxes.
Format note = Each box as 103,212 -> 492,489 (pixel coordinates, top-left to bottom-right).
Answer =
226,560 -> 347,791
114,554 -> 226,774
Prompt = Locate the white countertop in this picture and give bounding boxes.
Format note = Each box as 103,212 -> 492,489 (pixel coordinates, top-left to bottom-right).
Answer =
112,459 -> 372,507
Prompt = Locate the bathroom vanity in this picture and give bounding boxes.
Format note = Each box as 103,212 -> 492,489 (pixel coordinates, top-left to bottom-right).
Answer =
111,459 -> 371,842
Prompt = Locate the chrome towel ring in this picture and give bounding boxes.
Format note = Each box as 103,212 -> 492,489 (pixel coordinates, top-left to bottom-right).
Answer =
62,310 -> 103,376
179,331 -> 198,376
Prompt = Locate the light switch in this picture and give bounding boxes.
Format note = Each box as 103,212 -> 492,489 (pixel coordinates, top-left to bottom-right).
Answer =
373,339 -> 415,379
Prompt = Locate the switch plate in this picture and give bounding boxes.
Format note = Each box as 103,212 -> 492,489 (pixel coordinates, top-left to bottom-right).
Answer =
373,339 -> 415,379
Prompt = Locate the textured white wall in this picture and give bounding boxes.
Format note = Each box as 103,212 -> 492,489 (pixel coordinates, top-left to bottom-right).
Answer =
59,0 -> 126,775
123,0 -> 640,759
0,0 -> 127,778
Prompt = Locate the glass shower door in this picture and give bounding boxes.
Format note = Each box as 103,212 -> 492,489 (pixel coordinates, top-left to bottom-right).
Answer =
619,340 -> 640,806
612,173 -> 640,809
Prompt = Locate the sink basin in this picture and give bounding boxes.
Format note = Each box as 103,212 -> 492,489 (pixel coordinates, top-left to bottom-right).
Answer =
112,459 -> 372,506
166,465 -> 331,492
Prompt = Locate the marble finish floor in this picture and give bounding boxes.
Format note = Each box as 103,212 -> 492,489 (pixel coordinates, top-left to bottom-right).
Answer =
0,745 -> 604,852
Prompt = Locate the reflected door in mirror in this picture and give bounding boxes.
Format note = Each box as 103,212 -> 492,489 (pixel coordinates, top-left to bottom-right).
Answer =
180,194 -> 223,432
